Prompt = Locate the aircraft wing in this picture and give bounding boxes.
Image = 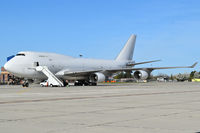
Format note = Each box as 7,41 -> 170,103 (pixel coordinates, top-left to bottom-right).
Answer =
56,62 -> 197,76
107,62 -> 198,72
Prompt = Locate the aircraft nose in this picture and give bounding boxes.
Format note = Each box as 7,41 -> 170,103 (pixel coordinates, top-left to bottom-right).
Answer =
4,62 -> 10,71
4,62 -> 12,72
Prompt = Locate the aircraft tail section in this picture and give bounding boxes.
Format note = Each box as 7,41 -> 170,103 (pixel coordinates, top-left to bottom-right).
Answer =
115,34 -> 136,61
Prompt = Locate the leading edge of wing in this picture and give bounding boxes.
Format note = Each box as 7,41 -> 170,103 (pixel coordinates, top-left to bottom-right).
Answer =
107,62 -> 198,72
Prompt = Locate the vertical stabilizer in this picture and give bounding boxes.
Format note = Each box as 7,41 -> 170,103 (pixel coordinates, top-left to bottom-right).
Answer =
116,34 -> 136,61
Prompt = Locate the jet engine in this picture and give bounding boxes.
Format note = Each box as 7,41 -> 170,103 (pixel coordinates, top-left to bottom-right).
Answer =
133,70 -> 149,80
89,72 -> 106,83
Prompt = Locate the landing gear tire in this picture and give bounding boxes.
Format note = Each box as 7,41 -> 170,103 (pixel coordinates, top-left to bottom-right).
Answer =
74,81 -> 83,86
90,82 -> 97,86
74,81 -> 97,86
83,81 -> 89,86
50,84 -> 53,87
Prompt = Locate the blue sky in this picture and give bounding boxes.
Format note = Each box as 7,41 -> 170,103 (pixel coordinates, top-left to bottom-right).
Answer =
0,0 -> 199,75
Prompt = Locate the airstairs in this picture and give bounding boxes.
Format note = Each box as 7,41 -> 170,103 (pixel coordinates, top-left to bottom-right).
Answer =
36,66 -> 64,87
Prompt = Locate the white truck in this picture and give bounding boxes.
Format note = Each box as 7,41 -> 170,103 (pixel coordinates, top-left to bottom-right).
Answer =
40,80 -> 63,87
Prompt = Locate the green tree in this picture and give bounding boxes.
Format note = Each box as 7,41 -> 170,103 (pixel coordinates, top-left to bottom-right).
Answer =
189,71 -> 196,81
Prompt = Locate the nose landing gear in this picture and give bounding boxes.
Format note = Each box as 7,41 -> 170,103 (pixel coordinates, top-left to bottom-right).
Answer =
22,80 -> 29,87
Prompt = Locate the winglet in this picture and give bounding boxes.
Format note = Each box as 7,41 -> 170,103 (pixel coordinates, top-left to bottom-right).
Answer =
190,62 -> 198,68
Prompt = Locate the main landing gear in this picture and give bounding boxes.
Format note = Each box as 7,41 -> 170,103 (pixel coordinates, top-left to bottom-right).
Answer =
74,80 -> 97,86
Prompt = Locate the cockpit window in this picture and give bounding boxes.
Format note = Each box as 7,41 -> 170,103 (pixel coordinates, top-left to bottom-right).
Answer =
16,53 -> 25,56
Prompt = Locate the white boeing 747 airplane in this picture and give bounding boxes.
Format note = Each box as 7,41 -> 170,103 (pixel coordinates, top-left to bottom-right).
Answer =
4,35 -> 197,87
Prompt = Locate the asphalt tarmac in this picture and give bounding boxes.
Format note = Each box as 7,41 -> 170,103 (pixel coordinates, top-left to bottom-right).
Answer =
0,82 -> 200,133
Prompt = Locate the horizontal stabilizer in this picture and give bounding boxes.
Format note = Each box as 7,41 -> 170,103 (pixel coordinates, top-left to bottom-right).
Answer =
191,62 -> 198,68
127,60 -> 161,66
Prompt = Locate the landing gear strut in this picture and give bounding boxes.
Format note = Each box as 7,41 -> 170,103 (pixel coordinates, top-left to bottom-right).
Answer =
62,80 -> 69,87
22,80 -> 29,87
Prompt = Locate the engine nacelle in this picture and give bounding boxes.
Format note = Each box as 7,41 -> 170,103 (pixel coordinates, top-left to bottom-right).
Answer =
89,72 -> 106,83
133,70 -> 149,80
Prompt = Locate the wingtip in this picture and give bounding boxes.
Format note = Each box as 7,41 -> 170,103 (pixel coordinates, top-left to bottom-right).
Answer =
191,62 -> 198,68
151,59 -> 162,62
